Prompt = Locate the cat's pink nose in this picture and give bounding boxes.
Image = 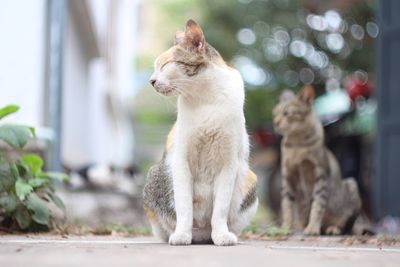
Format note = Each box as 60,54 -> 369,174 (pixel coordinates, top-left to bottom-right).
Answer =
149,79 -> 156,87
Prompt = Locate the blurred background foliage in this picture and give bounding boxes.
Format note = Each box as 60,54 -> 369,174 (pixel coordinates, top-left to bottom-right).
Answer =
135,0 -> 376,129
200,0 -> 376,128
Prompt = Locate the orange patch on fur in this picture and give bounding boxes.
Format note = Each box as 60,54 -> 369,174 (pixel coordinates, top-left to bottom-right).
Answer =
144,207 -> 158,223
243,170 -> 257,194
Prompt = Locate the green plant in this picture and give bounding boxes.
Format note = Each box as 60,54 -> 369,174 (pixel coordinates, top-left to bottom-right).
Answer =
263,226 -> 290,237
0,105 -> 68,231
92,224 -> 151,236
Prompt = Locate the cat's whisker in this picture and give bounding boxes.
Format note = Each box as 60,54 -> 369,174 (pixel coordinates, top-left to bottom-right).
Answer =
170,82 -> 189,89
170,81 -> 189,87
170,85 -> 191,98
170,86 -> 184,94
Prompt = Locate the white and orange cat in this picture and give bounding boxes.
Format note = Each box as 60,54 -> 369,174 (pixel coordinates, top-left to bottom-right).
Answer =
143,20 -> 258,246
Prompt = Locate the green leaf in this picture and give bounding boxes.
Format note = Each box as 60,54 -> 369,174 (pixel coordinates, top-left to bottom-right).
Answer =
41,172 -> 69,183
0,124 -> 32,149
0,195 -> 18,212
0,105 -> 19,120
0,169 -> 16,192
21,154 -> 43,176
9,162 -> 20,181
29,178 -> 48,188
15,179 -> 33,201
26,194 -> 49,226
15,204 -> 31,229
49,193 -> 65,211
15,160 -> 29,177
28,127 -> 36,138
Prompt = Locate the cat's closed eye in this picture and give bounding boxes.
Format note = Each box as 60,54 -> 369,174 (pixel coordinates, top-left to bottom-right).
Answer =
161,61 -> 174,70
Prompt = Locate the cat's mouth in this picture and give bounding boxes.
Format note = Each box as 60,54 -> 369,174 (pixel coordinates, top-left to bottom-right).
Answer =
157,88 -> 174,96
154,84 -> 177,96
273,122 -> 288,134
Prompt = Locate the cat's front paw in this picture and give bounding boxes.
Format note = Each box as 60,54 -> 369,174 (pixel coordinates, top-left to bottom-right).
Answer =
212,231 -> 238,246
169,232 -> 192,246
303,224 -> 321,236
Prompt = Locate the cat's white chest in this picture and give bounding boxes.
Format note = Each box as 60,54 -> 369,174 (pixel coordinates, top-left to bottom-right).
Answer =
188,128 -> 228,178
187,127 -> 231,227
187,126 -> 231,228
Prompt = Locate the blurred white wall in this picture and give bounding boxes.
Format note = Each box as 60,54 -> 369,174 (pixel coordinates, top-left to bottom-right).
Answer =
0,0 -> 46,127
0,0 -> 139,169
104,0 -> 139,167
62,6 -> 94,167
63,0 -> 139,168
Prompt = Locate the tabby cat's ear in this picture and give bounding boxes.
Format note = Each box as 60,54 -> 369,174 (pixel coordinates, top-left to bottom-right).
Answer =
182,19 -> 205,52
279,89 -> 295,102
298,85 -> 315,104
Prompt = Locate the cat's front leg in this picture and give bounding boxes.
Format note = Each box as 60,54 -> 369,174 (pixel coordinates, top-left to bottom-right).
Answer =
169,156 -> 193,245
281,175 -> 295,230
211,164 -> 239,246
304,173 -> 327,236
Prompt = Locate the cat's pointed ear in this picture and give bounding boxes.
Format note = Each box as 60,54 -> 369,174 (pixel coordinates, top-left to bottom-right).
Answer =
183,19 -> 205,52
298,85 -> 315,104
175,31 -> 185,45
279,89 -> 295,102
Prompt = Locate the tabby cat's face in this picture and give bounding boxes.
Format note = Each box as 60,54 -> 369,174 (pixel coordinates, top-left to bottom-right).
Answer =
273,87 -> 315,136
149,19 -> 223,96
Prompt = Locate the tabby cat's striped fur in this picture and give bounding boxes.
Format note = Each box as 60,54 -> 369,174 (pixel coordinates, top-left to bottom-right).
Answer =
273,86 -> 361,235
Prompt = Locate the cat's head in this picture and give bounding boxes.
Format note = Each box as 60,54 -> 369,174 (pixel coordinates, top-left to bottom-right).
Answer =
273,85 -> 315,136
149,19 -> 223,96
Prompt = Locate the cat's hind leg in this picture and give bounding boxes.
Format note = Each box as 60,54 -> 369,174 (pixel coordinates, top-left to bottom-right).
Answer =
146,211 -> 170,242
230,197 -> 259,236
143,159 -> 176,242
229,179 -> 259,237
325,225 -> 342,235
324,213 -> 358,235
324,178 -> 361,235
340,178 -> 362,234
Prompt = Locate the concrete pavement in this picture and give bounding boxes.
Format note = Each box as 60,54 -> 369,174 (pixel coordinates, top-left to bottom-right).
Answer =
0,235 -> 399,267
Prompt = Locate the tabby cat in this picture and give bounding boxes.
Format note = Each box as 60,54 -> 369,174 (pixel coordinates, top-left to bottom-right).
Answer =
143,20 -> 258,246
273,86 -> 361,235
